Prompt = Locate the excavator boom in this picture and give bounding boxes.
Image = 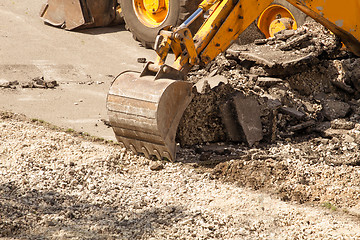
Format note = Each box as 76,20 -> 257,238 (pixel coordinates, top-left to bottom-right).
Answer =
108,0 -> 360,161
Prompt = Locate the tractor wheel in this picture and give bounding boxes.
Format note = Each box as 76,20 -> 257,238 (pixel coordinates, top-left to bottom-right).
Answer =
119,0 -> 202,48
257,0 -> 308,38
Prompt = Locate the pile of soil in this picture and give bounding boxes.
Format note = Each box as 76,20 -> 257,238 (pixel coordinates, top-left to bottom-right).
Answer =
178,20 -> 359,146
175,20 -> 360,211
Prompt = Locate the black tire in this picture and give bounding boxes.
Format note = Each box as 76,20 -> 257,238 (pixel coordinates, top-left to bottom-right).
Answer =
120,0 -> 202,48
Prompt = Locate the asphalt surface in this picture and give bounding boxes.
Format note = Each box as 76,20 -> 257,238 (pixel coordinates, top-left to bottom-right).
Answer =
0,0 -> 158,140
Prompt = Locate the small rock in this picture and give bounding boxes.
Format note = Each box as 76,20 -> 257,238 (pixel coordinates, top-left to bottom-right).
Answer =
194,75 -> 228,93
21,82 -> 35,88
279,33 -> 311,51
288,120 -> 316,132
330,80 -> 355,94
150,162 -> 164,171
279,107 -> 306,120
303,101 -> 315,112
256,77 -> 283,88
254,38 -> 268,45
45,80 -> 58,88
266,98 -> 282,110
32,76 -> 46,88
322,100 -> 351,120
66,211 -> 76,219
0,79 -> 11,88
101,118 -> 111,127
199,152 -> 211,161
275,29 -> 295,41
344,134 -> 355,143
331,119 -> 355,130
323,128 -> 349,138
45,220 -> 56,227
313,121 -> 331,132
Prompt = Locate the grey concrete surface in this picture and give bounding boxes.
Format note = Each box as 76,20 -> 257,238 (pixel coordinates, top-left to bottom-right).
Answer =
0,0 -> 158,140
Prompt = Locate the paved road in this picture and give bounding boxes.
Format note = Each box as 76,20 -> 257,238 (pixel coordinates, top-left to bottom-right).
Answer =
0,0 -> 158,140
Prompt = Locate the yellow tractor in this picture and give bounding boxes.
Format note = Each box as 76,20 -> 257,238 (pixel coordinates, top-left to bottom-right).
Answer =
40,0 -> 306,48
41,0 -> 360,161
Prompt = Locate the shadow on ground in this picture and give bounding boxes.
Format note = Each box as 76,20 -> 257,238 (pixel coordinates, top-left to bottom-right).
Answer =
0,181 -> 187,239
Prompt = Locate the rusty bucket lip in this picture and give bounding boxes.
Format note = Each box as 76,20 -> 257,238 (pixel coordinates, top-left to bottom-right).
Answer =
107,71 -> 193,161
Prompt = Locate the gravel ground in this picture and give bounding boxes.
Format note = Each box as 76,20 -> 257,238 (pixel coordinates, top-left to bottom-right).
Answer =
1,112 -> 360,239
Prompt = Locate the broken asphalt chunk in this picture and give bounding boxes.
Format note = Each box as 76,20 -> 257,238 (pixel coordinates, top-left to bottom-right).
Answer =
321,100 -> 351,121
288,120 -> 316,132
279,107 -> 306,120
232,93 -> 263,146
220,100 -> 243,142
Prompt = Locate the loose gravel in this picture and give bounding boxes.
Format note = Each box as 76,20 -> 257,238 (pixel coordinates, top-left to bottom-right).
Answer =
1,113 -> 360,239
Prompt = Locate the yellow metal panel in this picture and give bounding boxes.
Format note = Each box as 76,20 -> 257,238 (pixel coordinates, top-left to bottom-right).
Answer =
200,0 -> 274,65
299,0 -> 359,35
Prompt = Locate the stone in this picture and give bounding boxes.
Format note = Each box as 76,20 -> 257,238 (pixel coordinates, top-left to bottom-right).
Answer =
32,76 -> 46,88
322,100 -> 351,120
195,144 -> 232,155
279,107 -> 306,120
0,79 -> 10,88
194,75 -> 228,93
266,98 -> 282,110
313,121 -> 331,133
278,33 -> 311,51
232,93 -> 263,146
303,101 -> 315,112
150,162 -> 164,171
344,134 -> 355,143
254,38 -> 268,45
288,120 -> 316,132
274,29 -> 295,41
342,58 -> 360,92
323,128 -> 349,138
45,80 -> 59,88
238,52 -> 276,68
330,119 -> 355,130
219,100 -> 243,142
330,80 -> 355,94
256,77 -> 283,88
101,118 -> 111,127
21,82 -> 34,88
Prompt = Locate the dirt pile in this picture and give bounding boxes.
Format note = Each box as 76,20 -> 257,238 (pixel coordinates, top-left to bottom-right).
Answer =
177,20 -> 359,146
175,20 -> 360,211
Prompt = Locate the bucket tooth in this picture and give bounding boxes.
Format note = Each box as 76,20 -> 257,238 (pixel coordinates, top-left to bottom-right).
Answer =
107,72 -> 193,161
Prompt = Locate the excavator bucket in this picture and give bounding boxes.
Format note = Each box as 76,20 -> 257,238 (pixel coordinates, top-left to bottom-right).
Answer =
107,72 -> 193,161
40,0 -> 118,30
